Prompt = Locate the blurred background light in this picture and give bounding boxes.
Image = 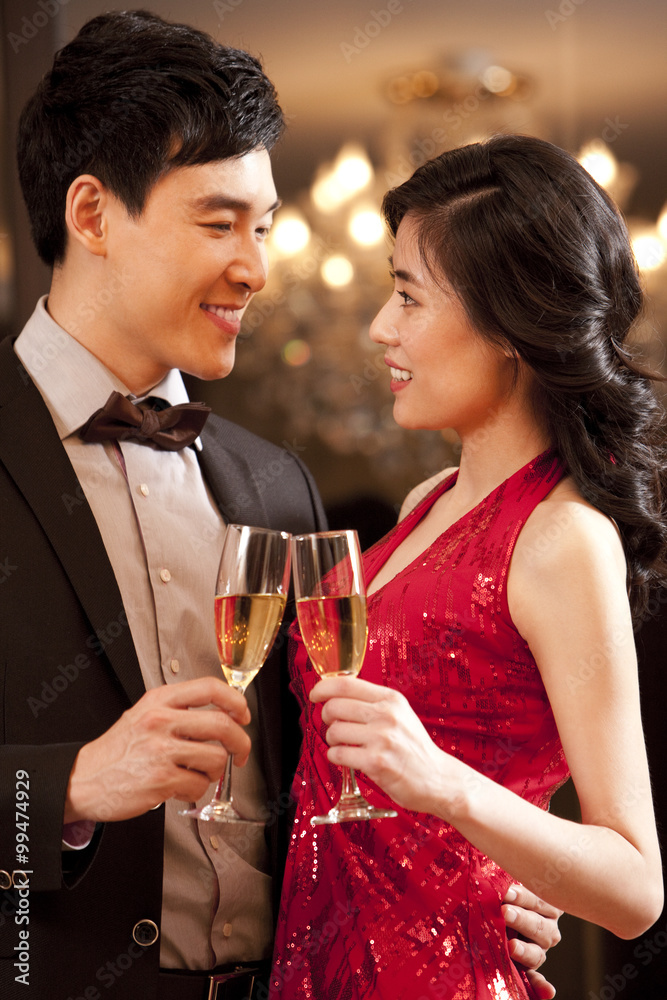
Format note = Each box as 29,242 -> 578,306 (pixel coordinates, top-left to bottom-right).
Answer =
349,208 -> 384,246
321,255 -> 354,287
270,211 -> 311,256
578,141 -> 618,189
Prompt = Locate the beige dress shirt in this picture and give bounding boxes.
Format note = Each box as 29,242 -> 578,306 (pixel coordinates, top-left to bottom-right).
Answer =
15,298 -> 273,968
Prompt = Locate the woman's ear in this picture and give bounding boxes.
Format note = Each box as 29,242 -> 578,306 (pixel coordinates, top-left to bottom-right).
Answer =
64,174 -> 110,257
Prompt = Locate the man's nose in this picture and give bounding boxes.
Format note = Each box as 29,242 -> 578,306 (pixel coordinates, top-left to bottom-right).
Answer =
226,237 -> 268,295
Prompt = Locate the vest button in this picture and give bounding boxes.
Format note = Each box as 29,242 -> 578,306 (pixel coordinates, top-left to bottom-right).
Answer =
132,919 -> 159,947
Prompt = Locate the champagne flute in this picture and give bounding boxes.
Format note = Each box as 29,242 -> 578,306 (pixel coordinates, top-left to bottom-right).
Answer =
292,529 -> 397,826
180,524 -> 291,824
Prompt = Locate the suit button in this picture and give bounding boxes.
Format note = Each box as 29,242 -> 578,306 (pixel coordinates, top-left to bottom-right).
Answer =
132,919 -> 159,947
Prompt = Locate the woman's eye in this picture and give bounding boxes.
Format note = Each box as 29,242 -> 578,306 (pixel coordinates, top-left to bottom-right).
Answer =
397,290 -> 415,306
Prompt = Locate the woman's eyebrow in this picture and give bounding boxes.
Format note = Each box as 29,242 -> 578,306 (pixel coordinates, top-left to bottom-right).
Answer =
388,256 -> 424,288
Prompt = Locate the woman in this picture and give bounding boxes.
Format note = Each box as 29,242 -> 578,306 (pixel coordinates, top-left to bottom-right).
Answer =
270,135 -> 665,999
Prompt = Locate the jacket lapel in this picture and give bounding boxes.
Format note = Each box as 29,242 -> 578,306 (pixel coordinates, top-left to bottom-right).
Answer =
0,338 -> 145,705
198,421 -> 271,527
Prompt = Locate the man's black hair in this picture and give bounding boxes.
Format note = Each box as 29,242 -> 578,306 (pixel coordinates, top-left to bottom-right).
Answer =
17,9 -> 285,266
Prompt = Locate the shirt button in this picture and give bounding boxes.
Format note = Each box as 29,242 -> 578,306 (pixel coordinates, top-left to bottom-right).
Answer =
159,568 -> 171,583
223,923 -> 232,938
210,835 -> 219,850
169,659 -> 180,675
139,483 -> 149,497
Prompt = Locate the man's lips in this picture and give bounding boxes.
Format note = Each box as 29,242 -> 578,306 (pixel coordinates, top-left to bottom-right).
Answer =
200,303 -> 243,336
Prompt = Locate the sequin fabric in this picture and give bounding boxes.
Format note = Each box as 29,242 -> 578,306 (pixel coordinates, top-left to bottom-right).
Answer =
270,451 -> 570,1000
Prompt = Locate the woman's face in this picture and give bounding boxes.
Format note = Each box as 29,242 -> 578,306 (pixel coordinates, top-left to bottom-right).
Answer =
369,214 -> 516,436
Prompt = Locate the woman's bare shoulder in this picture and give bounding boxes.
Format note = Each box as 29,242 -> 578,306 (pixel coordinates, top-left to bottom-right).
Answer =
512,474 -> 626,589
398,467 -> 459,522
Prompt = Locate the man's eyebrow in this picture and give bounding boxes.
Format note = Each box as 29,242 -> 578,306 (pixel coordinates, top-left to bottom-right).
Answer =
388,255 -> 424,288
190,194 -> 282,214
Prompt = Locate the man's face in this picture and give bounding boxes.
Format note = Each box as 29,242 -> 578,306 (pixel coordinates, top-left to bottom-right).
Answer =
99,148 -> 278,392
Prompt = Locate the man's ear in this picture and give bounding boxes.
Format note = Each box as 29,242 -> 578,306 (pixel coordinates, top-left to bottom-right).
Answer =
65,174 -> 110,257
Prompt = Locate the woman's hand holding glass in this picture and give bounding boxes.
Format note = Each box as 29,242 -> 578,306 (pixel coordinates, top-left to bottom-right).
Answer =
292,530 -> 397,825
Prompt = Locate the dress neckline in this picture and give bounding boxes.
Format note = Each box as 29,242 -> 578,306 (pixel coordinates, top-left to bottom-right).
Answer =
366,448 -> 558,599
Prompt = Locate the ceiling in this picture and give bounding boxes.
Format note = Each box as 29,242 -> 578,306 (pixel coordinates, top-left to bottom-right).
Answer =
53,0 -> 667,214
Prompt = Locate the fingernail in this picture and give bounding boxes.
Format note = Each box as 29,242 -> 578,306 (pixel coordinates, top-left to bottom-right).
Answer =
513,939 -> 524,957
505,885 -> 518,902
505,906 -> 517,924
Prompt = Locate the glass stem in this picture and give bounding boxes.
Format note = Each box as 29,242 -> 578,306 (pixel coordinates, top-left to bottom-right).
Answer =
211,756 -> 233,807
341,766 -> 363,801
210,678 -> 245,808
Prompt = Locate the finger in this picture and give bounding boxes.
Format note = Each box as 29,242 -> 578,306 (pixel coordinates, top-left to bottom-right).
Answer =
146,677 -> 251,723
524,969 -> 556,1000
504,882 -> 562,919
171,770 -> 215,804
310,675 -> 392,704
171,741 -> 231,779
506,933 -> 546,971
172,709 -> 252,759
503,902 -> 561,953
327,743 -> 366,770
324,719 -> 370,747
320,697 -> 387,727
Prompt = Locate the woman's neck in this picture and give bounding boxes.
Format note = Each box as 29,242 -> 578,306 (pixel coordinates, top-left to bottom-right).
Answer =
451,405 -> 551,512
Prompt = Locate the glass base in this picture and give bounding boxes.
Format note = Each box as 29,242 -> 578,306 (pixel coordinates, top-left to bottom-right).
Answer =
179,801 -> 264,825
311,793 -> 397,826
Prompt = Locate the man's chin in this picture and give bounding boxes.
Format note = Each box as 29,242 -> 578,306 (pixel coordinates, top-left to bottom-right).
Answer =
183,353 -> 236,382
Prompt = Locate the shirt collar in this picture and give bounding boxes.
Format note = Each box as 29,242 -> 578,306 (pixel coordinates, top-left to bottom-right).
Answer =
14,296 -> 198,445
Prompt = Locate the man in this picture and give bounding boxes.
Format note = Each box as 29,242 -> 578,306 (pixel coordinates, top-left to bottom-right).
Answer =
0,10 -> 560,999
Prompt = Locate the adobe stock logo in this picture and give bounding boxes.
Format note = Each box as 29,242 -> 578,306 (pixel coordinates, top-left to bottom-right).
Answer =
7,0 -> 71,54
340,1 -> 406,63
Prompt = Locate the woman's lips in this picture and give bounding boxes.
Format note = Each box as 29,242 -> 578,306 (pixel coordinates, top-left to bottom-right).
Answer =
387,362 -> 413,392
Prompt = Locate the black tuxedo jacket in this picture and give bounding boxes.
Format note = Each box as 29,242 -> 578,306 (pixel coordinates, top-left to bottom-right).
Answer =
0,336 -> 326,999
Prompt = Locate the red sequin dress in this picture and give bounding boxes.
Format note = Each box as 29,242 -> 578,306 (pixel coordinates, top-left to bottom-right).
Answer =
270,451 -> 571,1000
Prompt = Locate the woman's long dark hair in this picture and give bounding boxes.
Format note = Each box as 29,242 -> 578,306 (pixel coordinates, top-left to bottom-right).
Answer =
382,134 -> 667,623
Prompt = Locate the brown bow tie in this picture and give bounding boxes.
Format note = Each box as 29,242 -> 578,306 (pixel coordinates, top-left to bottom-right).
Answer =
79,391 -> 211,451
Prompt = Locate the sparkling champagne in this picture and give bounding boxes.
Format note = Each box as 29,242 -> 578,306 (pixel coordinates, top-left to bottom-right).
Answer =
214,593 -> 286,689
296,594 -> 368,677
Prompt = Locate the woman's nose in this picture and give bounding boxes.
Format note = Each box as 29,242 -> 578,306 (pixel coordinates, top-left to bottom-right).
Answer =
369,299 -> 399,346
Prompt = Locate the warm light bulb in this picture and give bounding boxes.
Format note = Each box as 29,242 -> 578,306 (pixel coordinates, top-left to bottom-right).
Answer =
632,234 -> 666,272
333,145 -> 373,196
321,255 -> 354,287
481,65 -> 515,95
578,142 -> 618,189
657,205 -> 667,241
349,209 -> 384,246
311,146 -> 373,211
271,213 -> 310,255
311,172 -> 345,213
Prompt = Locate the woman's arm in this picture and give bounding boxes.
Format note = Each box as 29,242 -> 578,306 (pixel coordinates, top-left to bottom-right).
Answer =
311,496 -> 663,938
